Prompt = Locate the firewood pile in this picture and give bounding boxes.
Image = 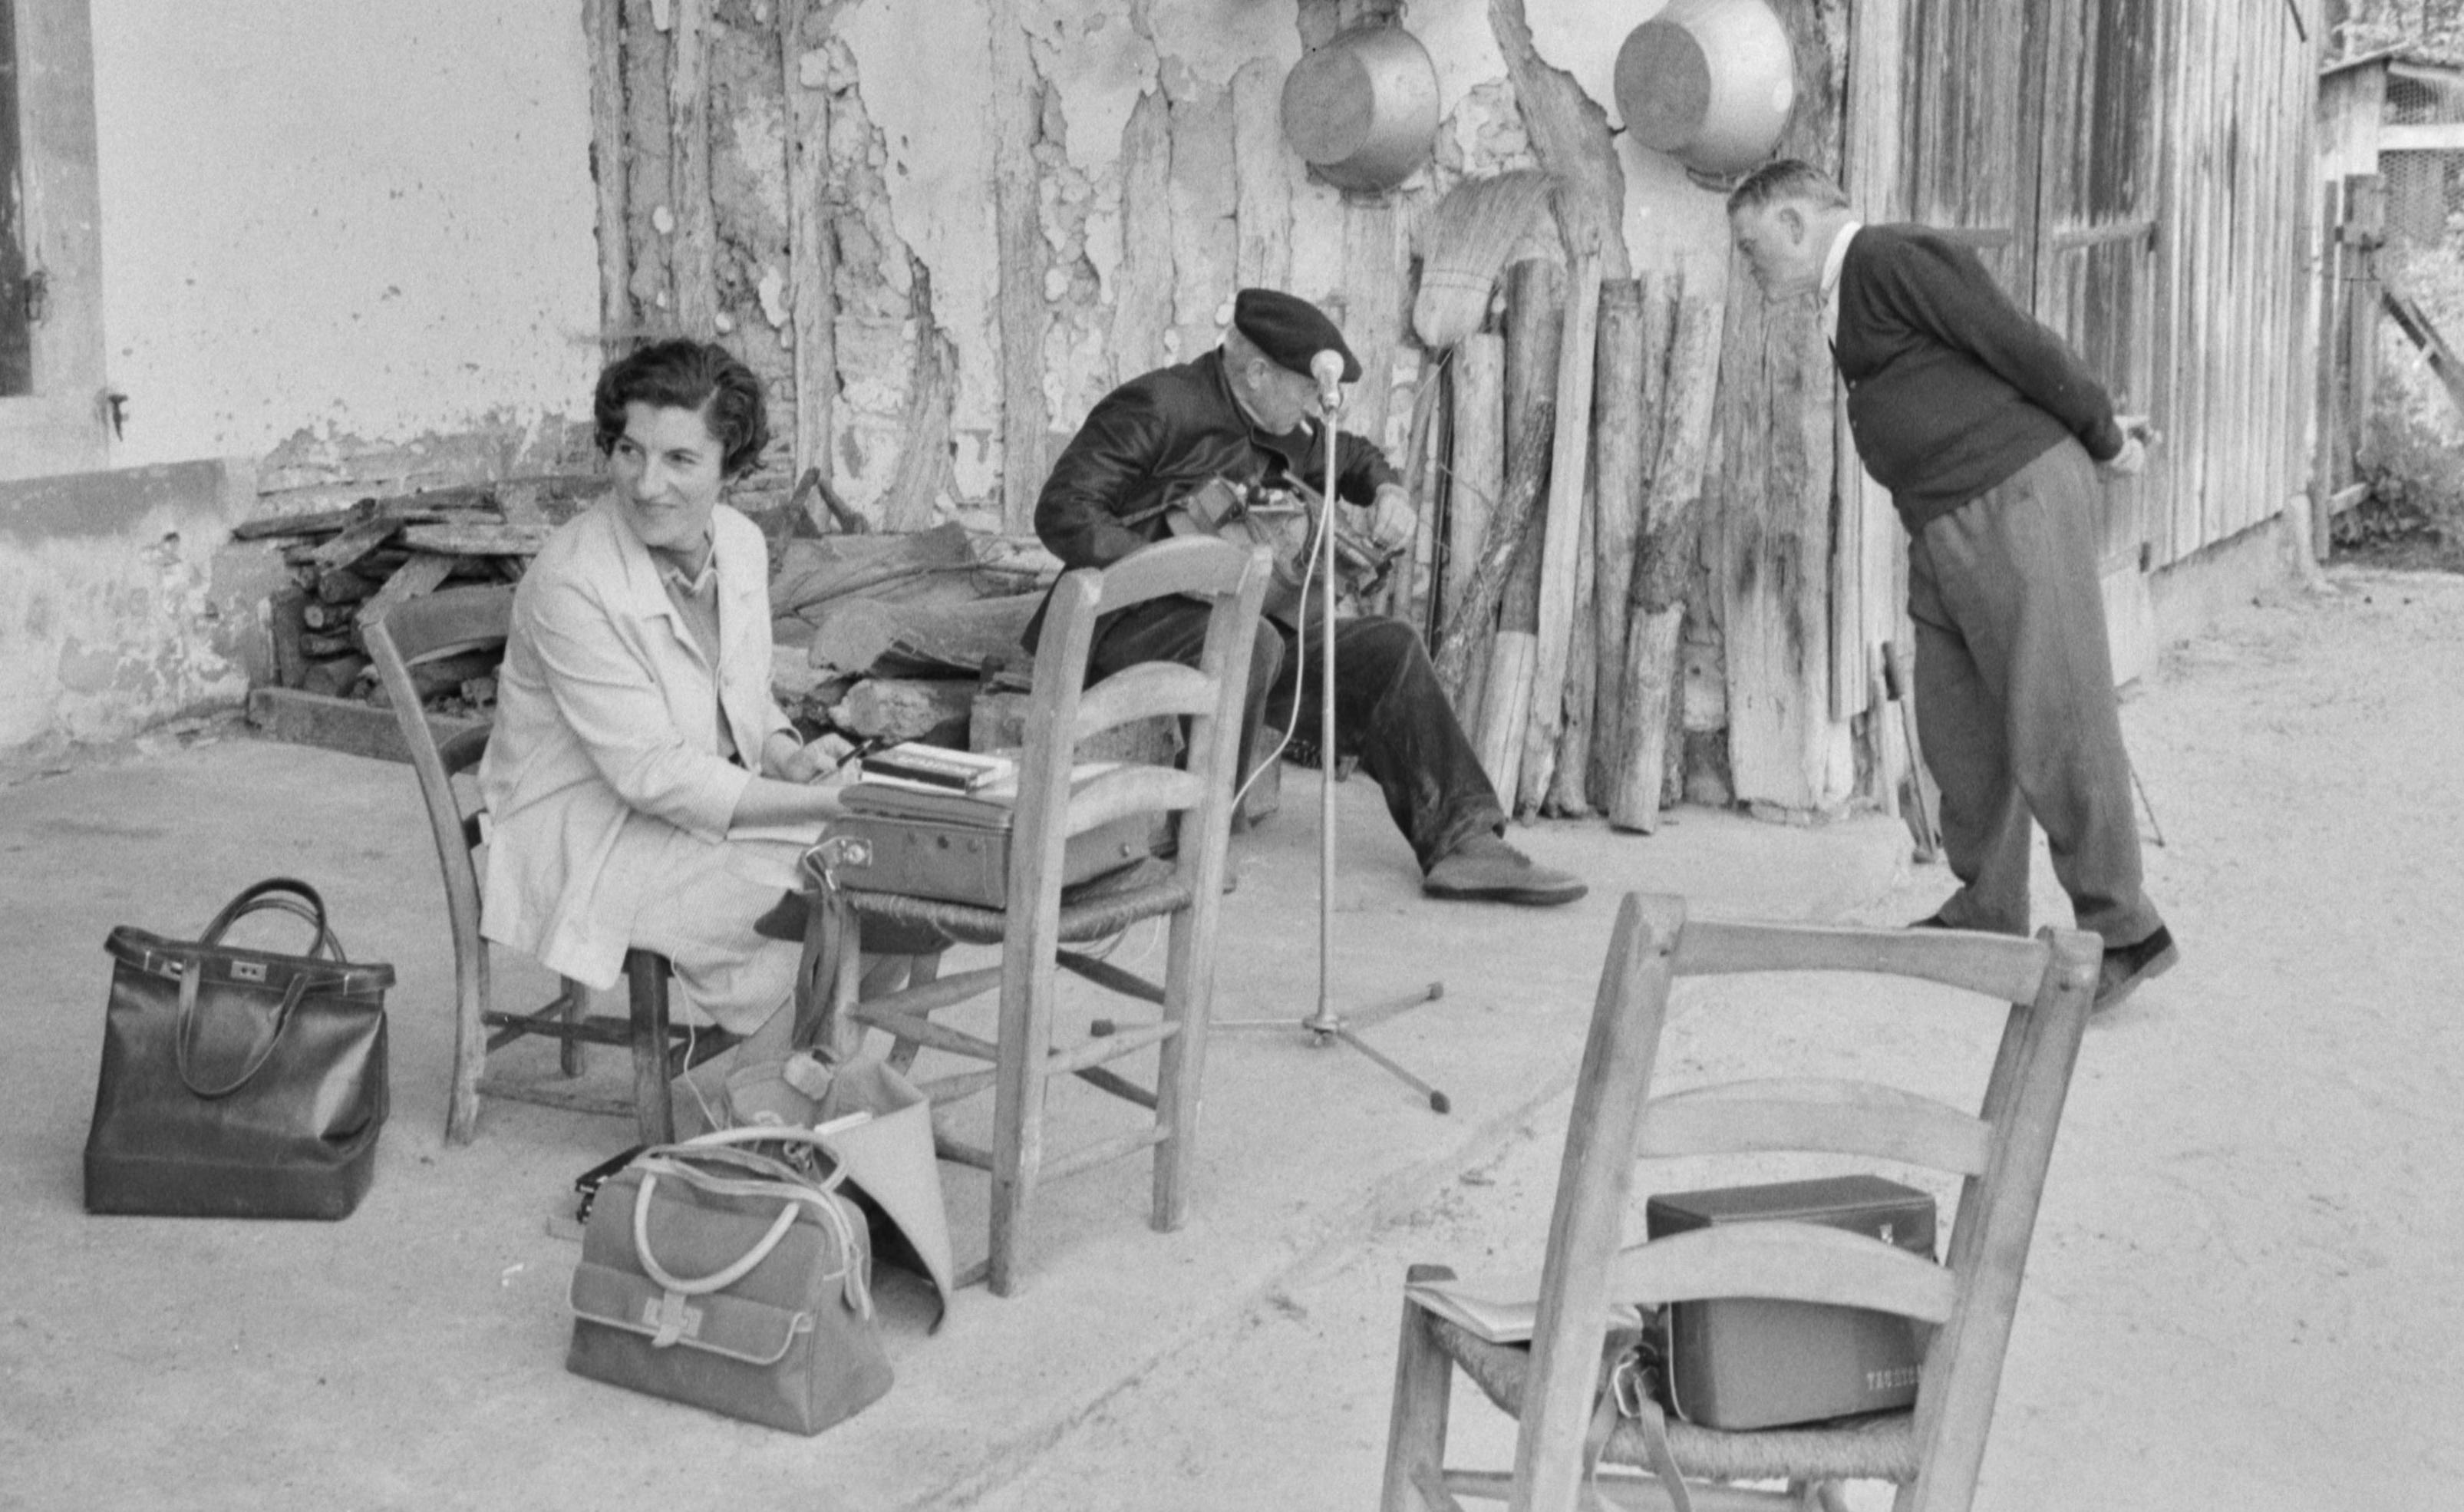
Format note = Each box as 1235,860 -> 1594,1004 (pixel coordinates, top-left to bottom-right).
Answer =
1378,249 -> 1724,836
241,469 -> 1065,758
245,475 -> 602,714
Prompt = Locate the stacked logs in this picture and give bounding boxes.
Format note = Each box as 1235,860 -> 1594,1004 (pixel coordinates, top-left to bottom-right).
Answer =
1410,257 -> 1727,834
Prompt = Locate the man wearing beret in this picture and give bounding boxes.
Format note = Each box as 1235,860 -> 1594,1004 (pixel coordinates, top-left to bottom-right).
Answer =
1031,288 -> 1585,906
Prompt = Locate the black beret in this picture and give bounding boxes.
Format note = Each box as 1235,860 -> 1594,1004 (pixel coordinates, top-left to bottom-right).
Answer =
1232,289 -> 1361,382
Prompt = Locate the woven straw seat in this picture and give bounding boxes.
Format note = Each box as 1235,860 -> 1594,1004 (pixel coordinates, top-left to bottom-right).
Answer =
831,864 -> 1196,948
798,537 -> 1269,1297
1380,893 -> 2100,1512
1427,1316 -> 1921,1486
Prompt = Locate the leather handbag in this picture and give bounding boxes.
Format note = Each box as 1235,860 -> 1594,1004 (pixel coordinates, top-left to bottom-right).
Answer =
566,1126 -> 895,1434
84,877 -> 394,1220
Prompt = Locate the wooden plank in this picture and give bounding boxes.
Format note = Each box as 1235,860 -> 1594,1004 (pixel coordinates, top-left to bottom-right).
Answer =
1717,0 -> 1852,817
622,0 -> 675,325
1111,89 -> 1174,385
989,6 -> 1047,530
783,0 -> 837,486
1519,248 -> 1602,814
1585,279 -> 1652,800
246,687 -> 487,768
1609,286 -> 1722,834
1542,486 -> 1595,817
1441,334 -> 1506,716
587,0 -> 631,361
1229,59 -> 1293,292
666,0 -> 717,337
399,523 -> 554,556
356,553 -> 460,631
308,515 -> 405,572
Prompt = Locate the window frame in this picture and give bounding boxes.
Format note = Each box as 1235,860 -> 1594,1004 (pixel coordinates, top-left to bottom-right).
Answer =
0,0 -> 107,481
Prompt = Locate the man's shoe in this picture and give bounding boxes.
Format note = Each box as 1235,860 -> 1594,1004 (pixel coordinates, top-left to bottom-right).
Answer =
1422,834 -> 1587,906
1908,913 -> 1954,930
2093,925 -> 2178,1013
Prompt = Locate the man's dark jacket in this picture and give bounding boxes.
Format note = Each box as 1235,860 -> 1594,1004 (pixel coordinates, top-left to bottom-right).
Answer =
1024,348 -> 1396,648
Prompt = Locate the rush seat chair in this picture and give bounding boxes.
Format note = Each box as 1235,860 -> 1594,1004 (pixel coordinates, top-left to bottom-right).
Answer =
367,584 -> 730,1147
798,535 -> 1271,1296
1380,892 -> 2100,1512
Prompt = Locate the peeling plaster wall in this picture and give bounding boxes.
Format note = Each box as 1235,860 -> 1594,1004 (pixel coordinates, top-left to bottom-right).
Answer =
0,462 -> 276,751
661,0 -> 1738,527
87,1 -> 602,490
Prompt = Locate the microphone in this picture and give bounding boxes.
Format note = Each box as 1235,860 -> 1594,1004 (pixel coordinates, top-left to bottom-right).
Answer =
1309,349 -> 1347,414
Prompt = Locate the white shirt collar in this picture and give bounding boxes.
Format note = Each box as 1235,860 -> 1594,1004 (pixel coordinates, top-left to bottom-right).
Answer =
1821,220 -> 1862,306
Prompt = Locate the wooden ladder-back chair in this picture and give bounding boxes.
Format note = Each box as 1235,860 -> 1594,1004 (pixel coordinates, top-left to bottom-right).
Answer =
367,584 -> 721,1147
1381,892 -> 2101,1512
800,535 -> 1271,1296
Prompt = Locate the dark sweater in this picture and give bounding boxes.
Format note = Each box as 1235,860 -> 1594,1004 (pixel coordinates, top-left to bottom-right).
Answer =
1835,224 -> 2125,532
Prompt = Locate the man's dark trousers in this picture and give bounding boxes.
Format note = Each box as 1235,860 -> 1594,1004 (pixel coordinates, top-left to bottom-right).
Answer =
1087,599 -> 1505,871
1908,438 -> 2164,948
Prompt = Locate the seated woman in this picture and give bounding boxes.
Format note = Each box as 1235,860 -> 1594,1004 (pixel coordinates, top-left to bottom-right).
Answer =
479,338 -> 863,1071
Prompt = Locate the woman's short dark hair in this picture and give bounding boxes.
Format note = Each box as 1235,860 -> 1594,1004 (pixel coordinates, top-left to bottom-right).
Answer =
592,339 -> 770,479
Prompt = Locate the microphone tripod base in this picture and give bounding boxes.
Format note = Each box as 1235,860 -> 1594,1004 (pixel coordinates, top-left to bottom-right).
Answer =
1219,980 -> 1450,1114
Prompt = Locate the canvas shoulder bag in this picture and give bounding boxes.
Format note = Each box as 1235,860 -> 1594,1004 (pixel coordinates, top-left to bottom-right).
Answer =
567,1125 -> 895,1434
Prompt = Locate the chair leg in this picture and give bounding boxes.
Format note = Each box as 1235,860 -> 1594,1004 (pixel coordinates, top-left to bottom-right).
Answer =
558,971 -> 585,1077
1151,906 -> 1208,1232
1381,1288 -> 1457,1512
447,940 -> 490,1146
626,949 -> 676,1146
988,954 -> 1055,1298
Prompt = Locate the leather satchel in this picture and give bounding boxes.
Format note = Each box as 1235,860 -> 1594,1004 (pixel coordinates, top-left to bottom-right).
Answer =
567,1127 -> 895,1434
84,877 -> 394,1220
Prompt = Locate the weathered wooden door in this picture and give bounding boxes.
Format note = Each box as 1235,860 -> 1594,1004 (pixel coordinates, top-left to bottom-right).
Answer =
2027,0 -> 2163,683
1894,0 -> 2162,685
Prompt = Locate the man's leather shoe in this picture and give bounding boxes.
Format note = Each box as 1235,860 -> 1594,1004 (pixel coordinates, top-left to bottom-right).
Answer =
1421,834 -> 1587,906
2093,925 -> 2178,1012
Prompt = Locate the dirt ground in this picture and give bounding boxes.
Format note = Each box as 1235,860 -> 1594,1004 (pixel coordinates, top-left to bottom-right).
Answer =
966,566 -> 2464,1510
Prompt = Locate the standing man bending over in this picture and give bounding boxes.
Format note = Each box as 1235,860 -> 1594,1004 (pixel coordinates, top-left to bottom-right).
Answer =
1032,288 -> 1584,907
1726,158 -> 2176,1010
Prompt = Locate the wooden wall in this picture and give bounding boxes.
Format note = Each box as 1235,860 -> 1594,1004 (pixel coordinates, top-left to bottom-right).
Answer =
2145,0 -> 2318,576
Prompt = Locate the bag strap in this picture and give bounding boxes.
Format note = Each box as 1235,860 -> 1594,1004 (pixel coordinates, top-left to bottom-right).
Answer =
625,1130 -> 872,1319
1583,1335 -> 1693,1512
172,962 -> 312,1099
200,878 -> 347,962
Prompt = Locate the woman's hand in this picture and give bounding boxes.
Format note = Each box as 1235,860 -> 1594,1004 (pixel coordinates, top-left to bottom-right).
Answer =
763,731 -> 854,784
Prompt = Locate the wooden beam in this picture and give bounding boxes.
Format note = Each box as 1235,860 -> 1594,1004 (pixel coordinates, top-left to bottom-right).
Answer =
783,0 -> 838,488
2376,121 -> 2464,153
587,0 -> 631,360
667,0 -> 717,337
1519,246 -> 1602,814
989,8 -> 1047,530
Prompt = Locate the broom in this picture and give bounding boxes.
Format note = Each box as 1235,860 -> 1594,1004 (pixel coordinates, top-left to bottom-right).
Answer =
1411,170 -> 1559,349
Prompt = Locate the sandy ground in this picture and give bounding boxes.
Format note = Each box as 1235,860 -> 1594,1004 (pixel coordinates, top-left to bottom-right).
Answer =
966,567 -> 2464,1511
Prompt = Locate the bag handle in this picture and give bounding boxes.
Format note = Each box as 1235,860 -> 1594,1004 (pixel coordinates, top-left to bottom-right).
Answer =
200,877 -> 348,962
172,963 -> 312,1099
625,1127 -> 872,1316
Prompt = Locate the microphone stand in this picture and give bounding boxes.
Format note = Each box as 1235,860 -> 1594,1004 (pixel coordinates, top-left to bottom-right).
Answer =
1216,379 -> 1450,1114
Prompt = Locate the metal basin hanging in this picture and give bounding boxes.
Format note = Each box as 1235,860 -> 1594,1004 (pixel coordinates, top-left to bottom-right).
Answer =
1615,0 -> 1796,180
1281,24 -> 1441,193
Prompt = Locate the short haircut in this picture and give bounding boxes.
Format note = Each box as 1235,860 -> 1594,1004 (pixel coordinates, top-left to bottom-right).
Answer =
1726,158 -> 1852,217
592,338 -> 770,479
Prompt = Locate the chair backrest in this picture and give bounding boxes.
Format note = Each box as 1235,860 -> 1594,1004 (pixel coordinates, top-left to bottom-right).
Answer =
363,586 -> 515,952
1005,536 -> 1271,932
1512,893 -> 2100,1512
